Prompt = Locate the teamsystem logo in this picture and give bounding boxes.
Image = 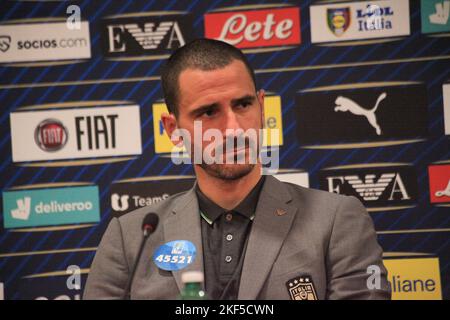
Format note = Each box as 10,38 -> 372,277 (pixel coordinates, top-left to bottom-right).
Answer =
2,185 -> 100,229
111,193 -> 170,212
110,176 -> 195,216
110,177 -> 195,216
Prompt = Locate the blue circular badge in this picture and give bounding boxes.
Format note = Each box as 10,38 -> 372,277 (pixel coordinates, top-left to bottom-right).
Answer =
152,240 -> 197,271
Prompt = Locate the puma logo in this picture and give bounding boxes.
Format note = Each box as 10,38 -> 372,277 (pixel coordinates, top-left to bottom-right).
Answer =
334,92 -> 387,135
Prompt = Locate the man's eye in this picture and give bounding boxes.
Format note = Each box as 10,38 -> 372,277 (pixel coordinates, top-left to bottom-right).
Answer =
201,109 -> 216,117
240,101 -> 251,108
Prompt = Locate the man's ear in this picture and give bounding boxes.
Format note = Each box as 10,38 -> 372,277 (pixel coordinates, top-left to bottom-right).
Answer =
161,112 -> 182,146
257,89 -> 265,128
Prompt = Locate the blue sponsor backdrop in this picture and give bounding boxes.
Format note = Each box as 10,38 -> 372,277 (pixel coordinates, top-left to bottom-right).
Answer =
0,0 -> 449,299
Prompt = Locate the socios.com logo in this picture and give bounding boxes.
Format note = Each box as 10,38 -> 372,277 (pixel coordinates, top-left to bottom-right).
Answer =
0,35 -> 11,52
17,37 -> 88,50
2,185 -> 100,229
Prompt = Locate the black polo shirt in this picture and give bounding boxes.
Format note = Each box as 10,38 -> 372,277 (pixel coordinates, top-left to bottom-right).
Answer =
195,176 -> 265,300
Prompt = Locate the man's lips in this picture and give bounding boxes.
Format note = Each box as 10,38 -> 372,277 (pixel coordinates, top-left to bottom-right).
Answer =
205,138 -> 257,157
224,145 -> 249,154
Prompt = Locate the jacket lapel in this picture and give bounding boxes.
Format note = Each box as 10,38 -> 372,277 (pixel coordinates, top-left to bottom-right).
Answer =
163,185 -> 205,294
238,175 -> 298,299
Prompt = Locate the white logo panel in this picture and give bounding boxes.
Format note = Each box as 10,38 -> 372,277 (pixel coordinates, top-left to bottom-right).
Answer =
310,0 -> 410,43
0,22 -> 91,63
444,84 -> 450,135
10,105 -> 142,162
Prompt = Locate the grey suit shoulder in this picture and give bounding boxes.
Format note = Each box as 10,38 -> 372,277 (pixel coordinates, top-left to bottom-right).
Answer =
84,175 -> 391,300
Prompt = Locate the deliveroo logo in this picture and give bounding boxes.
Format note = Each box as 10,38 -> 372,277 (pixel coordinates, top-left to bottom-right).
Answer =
10,197 -> 31,220
421,0 -> 450,33
2,186 -> 100,229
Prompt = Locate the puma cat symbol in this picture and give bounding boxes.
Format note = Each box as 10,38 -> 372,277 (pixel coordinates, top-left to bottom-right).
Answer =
334,92 -> 387,135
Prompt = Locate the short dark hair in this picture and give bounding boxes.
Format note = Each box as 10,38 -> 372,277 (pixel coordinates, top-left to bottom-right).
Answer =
161,38 -> 257,117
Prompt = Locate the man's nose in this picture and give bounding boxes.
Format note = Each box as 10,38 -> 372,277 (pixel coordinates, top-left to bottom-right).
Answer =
222,109 -> 242,133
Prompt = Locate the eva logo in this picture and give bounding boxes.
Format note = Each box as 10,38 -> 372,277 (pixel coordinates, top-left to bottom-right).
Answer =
101,12 -> 194,58
11,197 -> 31,220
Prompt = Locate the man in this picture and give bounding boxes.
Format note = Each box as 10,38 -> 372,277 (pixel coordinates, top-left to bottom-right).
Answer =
84,39 -> 391,300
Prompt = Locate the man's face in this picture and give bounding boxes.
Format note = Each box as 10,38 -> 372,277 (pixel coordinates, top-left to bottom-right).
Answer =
164,59 -> 265,180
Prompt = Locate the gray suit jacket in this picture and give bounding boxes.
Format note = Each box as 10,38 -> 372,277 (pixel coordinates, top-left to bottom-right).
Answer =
84,175 -> 391,300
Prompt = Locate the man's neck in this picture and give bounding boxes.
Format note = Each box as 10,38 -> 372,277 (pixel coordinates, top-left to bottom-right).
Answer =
195,165 -> 262,210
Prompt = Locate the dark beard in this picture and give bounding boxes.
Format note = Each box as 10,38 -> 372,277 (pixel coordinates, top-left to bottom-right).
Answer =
198,163 -> 255,180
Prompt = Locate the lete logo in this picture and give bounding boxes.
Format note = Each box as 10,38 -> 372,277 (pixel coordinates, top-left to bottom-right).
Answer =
204,7 -> 301,48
